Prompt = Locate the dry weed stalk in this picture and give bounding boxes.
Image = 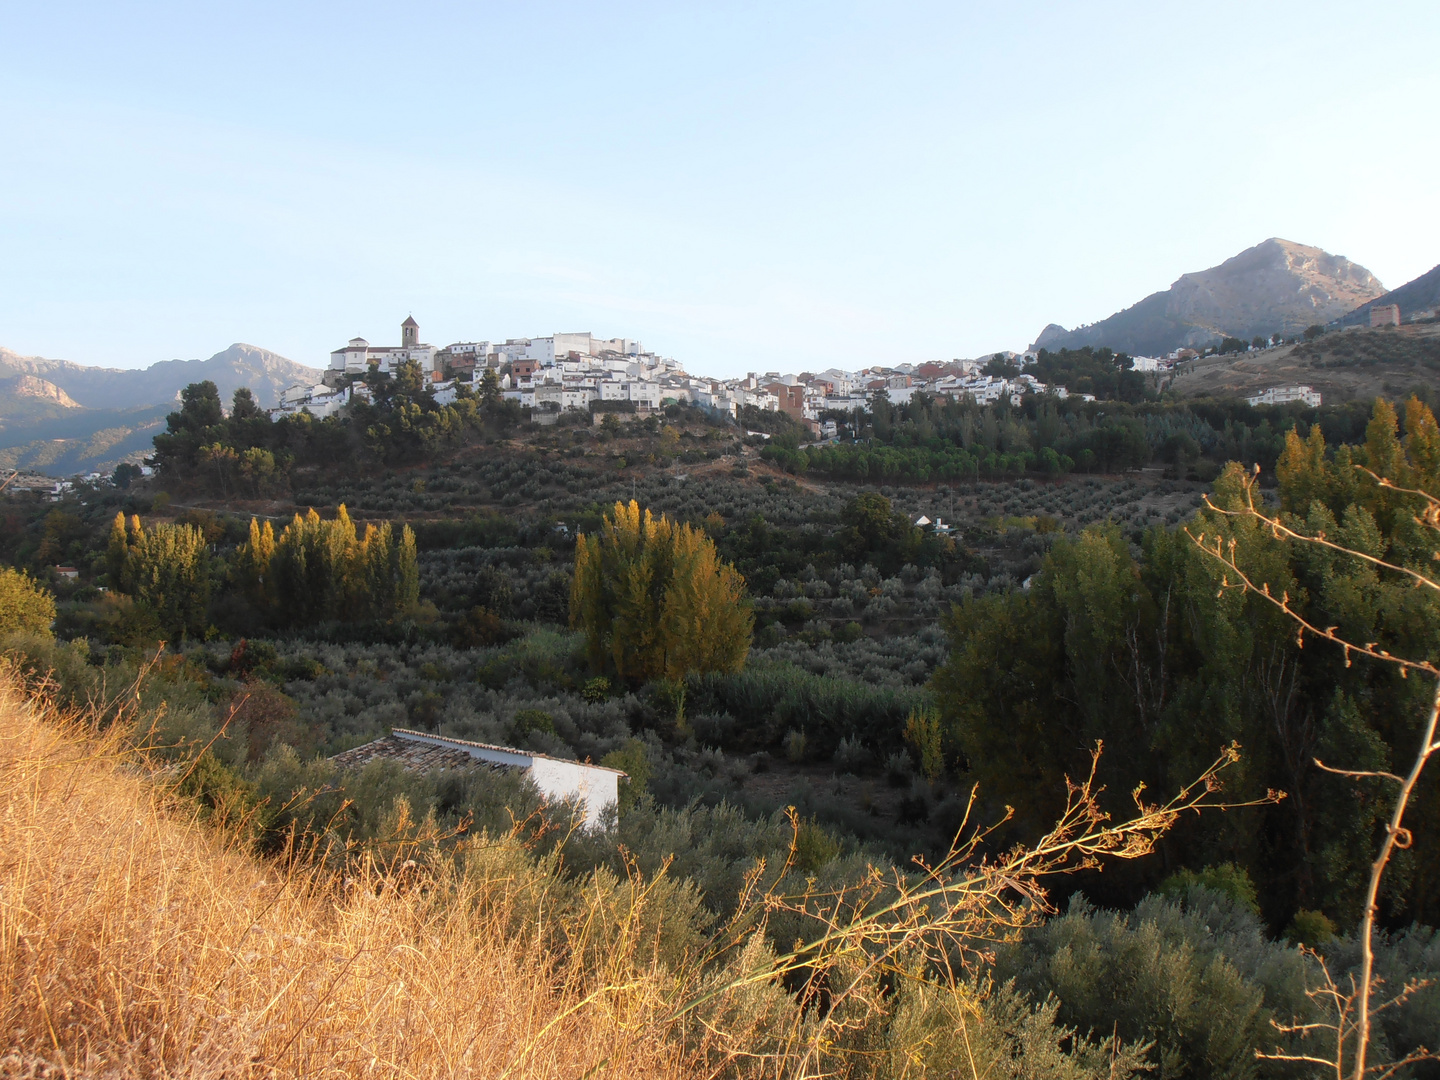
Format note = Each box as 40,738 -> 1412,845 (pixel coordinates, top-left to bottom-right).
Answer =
1189,464 -> 1440,1080
679,741 -> 1275,1073
1259,947 -> 1434,1080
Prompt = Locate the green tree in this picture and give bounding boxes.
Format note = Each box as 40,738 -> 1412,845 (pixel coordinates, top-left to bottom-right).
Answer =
0,568 -> 56,637
230,386 -> 265,422
176,380 -> 224,429
270,507 -> 358,625
932,397 -> 1440,929
267,506 -> 418,626
571,500 -> 752,684
114,518 -> 212,640
106,512 -> 129,588
478,368 -> 502,410
239,447 -> 277,494
232,517 -> 276,609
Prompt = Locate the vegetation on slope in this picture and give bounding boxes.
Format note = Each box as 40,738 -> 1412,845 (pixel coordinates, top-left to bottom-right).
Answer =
7,366 -> 1440,1075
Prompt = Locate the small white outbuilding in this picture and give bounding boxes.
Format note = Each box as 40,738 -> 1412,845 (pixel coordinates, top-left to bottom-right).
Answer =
331,728 -> 625,831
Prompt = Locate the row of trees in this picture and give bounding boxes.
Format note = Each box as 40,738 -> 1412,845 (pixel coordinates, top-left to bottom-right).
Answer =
931,396 -> 1440,930
103,507 -> 418,639
802,390 -> 1382,483
234,507 -> 419,626
107,515 -> 212,638
152,369 -> 524,495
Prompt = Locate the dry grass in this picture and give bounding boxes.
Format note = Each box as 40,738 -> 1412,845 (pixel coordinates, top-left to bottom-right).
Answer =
0,667 -> 1261,1079
0,678 -> 703,1078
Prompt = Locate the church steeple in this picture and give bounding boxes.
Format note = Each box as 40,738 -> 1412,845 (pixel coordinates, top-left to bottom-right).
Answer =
401,315 -> 419,348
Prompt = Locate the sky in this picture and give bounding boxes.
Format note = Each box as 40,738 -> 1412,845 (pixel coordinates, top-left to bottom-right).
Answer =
1,1 -> 1437,378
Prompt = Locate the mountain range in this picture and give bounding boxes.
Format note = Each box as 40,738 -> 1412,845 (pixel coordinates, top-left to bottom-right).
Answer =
1032,238 -> 1389,357
0,344 -> 320,477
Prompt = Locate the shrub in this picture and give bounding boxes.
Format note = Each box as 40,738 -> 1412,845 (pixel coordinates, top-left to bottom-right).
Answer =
600,737 -> 652,816
904,706 -> 944,781
0,568 -> 56,638
784,729 -> 807,762
1284,909 -> 1337,946
832,735 -> 868,773
513,708 -> 556,738
1158,863 -> 1260,917
571,500 -> 752,683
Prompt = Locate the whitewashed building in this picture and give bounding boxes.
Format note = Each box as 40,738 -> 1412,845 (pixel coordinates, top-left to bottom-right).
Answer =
1246,385 -> 1322,407
331,728 -> 625,830
329,317 -> 437,378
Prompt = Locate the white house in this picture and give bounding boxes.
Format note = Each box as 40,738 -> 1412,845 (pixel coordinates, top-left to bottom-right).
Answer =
272,383 -> 353,420
331,729 -> 625,831
1246,385 -> 1322,408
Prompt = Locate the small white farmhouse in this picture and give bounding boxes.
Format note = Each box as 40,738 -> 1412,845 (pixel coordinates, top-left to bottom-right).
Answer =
331,728 -> 625,830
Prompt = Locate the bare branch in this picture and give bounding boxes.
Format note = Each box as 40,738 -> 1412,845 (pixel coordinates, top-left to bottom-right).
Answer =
1199,472 -> 1440,595
1190,465 -> 1440,1080
1312,759 -> 1407,785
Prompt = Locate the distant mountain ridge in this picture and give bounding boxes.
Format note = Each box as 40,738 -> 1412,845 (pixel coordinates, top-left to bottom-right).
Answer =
0,343 -> 321,411
1332,262 -> 1440,328
0,343 -> 321,477
1033,239 -> 1388,357
0,375 -> 81,410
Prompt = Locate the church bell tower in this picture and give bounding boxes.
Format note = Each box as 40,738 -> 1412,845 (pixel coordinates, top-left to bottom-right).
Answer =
401,315 -> 419,348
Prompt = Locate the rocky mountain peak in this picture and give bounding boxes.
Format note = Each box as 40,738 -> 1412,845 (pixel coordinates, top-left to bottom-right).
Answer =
1033,239 -> 1388,357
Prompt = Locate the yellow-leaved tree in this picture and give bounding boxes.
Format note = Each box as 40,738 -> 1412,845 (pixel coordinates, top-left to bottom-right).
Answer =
0,567 -> 56,638
237,506 -> 418,627
107,514 -> 212,640
571,500 -> 752,683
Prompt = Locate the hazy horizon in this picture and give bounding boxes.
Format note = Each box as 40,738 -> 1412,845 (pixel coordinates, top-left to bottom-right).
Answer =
3,1 -> 1437,377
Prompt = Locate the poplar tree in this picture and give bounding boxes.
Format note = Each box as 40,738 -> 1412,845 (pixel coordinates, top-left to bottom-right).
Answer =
233,517 -> 276,609
571,500 -> 752,683
113,518 -> 212,640
266,506 -> 418,625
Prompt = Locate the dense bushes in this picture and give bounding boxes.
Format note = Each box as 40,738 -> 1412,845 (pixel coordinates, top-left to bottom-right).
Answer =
686,662 -> 929,759
997,885 -> 1440,1080
934,398 -> 1440,930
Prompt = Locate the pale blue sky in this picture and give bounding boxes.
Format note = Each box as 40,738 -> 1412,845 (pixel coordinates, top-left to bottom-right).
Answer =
2,1 -> 1437,376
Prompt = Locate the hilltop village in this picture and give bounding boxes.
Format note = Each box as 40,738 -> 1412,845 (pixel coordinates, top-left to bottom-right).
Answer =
271,316 -> 1133,434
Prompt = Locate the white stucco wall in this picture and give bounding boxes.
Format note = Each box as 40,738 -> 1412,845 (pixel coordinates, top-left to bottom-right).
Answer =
527,756 -> 622,830
391,730 -> 623,831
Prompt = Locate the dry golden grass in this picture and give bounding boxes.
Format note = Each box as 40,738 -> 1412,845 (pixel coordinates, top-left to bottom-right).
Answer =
0,663 -> 1259,1080
0,679 -> 704,1078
